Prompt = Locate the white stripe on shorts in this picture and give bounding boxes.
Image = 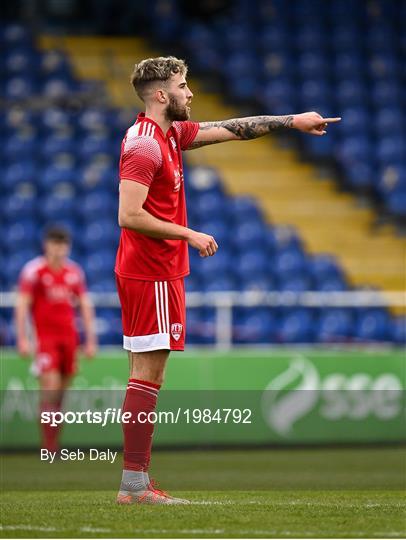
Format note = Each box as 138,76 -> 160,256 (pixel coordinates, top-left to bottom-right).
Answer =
155,281 -> 162,333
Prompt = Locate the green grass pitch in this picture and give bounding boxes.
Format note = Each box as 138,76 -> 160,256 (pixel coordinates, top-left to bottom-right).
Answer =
1,447 -> 405,538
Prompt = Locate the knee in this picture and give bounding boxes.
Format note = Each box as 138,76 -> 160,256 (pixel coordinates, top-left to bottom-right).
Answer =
138,366 -> 165,386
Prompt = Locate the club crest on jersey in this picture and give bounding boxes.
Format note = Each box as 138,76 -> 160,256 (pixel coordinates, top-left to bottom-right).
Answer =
169,136 -> 177,150
171,323 -> 183,341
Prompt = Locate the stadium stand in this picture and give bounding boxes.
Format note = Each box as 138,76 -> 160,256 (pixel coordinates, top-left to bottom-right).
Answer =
146,0 -> 406,221
0,10 -> 404,346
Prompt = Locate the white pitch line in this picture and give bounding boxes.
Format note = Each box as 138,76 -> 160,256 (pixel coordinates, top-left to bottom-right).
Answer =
135,529 -> 225,534
0,525 -> 57,532
80,526 -> 111,533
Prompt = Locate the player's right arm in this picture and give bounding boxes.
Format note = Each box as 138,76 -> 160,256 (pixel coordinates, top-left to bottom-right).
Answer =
118,180 -> 218,257
15,291 -> 32,357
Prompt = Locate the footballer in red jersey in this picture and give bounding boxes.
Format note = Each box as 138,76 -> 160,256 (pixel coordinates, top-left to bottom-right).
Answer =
15,226 -> 97,452
115,56 -> 340,505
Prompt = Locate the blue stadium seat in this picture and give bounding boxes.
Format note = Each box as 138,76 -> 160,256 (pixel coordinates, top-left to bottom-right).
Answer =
330,26 -> 361,51
202,275 -> 236,292
261,51 -> 295,81
302,134 -> 335,159
371,81 -> 402,107
78,133 -> 112,160
82,221 -> 119,251
186,307 -> 216,345
83,250 -> 116,284
391,316 -> 406,345
95,308 -> 122,345
89,278 -> 117,293
199,220 -> 231,247
3,220 -> 38,253
355,309 -> 391,342
78,108 -> 111,134
3,161 -> 37,191
278,275 -> 312,292
4,50 -> 36,77
376,136 -> 405,166
278,309 -> 314,343
40,50 -> 72,80
316,308 -> 353,342
1,24 -> 33,49
194,191 -> 226,222
4,131 -> 37,161
38,155 -> 78,192
272,226 -> 303,251
234,249 -> 271,280
337,107 -> 370,136
274,248 -> 307,279
262,78 -> 296,113
184,275 -> 202,292
229,75 -> 258,101
232,221 -> 267,250
300,80 -> 332,109
233,308 -> 277,344
384,190 -> 406,219
333,53 -> 365,78
4,76 -> 36,100
315,276 -> 347,292
3,106 -> 34,132
336,79 -> 367,106
343,161 -> 376,191
78,163 -> 116,194
197,250 -> 233,281
40,192 -> 76,223
298,52 -> 328,79
308,254 -> 344,282
41,132 -> 77,158
79,192 -> 116,222
368,54 -> 400,80
336,136 -> 372,166
42,78 -> 73,99
237,274 -> 276,292
227,196 -> 263,223
3,192 -> 36,222
259,26 -> 289,53
377,165 -> 406,198
41,108 -> 72,132
375,108 -> 404,135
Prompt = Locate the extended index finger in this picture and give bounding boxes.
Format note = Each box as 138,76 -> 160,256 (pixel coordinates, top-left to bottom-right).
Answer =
322,117 -> 341,123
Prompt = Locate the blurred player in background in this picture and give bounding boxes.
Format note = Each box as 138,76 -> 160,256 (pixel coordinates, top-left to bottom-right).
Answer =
116,56 -> 340,505
15,226 -> 97,452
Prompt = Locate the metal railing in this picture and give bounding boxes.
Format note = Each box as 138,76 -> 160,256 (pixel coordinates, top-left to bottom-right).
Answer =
2,290 -> 404,349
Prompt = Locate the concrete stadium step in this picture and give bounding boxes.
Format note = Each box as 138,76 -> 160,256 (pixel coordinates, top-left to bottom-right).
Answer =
39,35 -> 405,312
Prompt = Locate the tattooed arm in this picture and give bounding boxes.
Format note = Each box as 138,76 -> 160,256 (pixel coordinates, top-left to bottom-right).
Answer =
187,111 -> 341,149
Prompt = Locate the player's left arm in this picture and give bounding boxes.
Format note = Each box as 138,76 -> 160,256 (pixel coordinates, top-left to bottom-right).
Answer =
78,293 -> 97,359
187,111 -> 341,149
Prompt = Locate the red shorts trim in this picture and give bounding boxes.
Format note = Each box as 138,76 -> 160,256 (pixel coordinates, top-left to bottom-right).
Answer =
116,276 -> 185,352
32,334 -> 78,376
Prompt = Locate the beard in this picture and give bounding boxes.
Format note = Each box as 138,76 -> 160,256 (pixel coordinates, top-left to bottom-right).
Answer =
164,94 -> 190,122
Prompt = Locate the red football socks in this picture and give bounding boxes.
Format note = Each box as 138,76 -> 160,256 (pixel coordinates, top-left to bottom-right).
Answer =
122,378 -> 161,471
39,399 -> 63,452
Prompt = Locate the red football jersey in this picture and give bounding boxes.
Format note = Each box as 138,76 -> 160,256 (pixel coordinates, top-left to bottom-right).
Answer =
18,256 -> 87,338
115,113 -> 199,281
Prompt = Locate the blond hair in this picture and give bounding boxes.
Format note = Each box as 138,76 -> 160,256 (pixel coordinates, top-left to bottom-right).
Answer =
130,56 -> 188,101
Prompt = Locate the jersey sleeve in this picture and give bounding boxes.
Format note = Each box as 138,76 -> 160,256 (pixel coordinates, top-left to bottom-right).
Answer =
173,121 -> 199,150
18,263 -> 39,294
119,134 -> 162,187
75,266 -> 87,296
